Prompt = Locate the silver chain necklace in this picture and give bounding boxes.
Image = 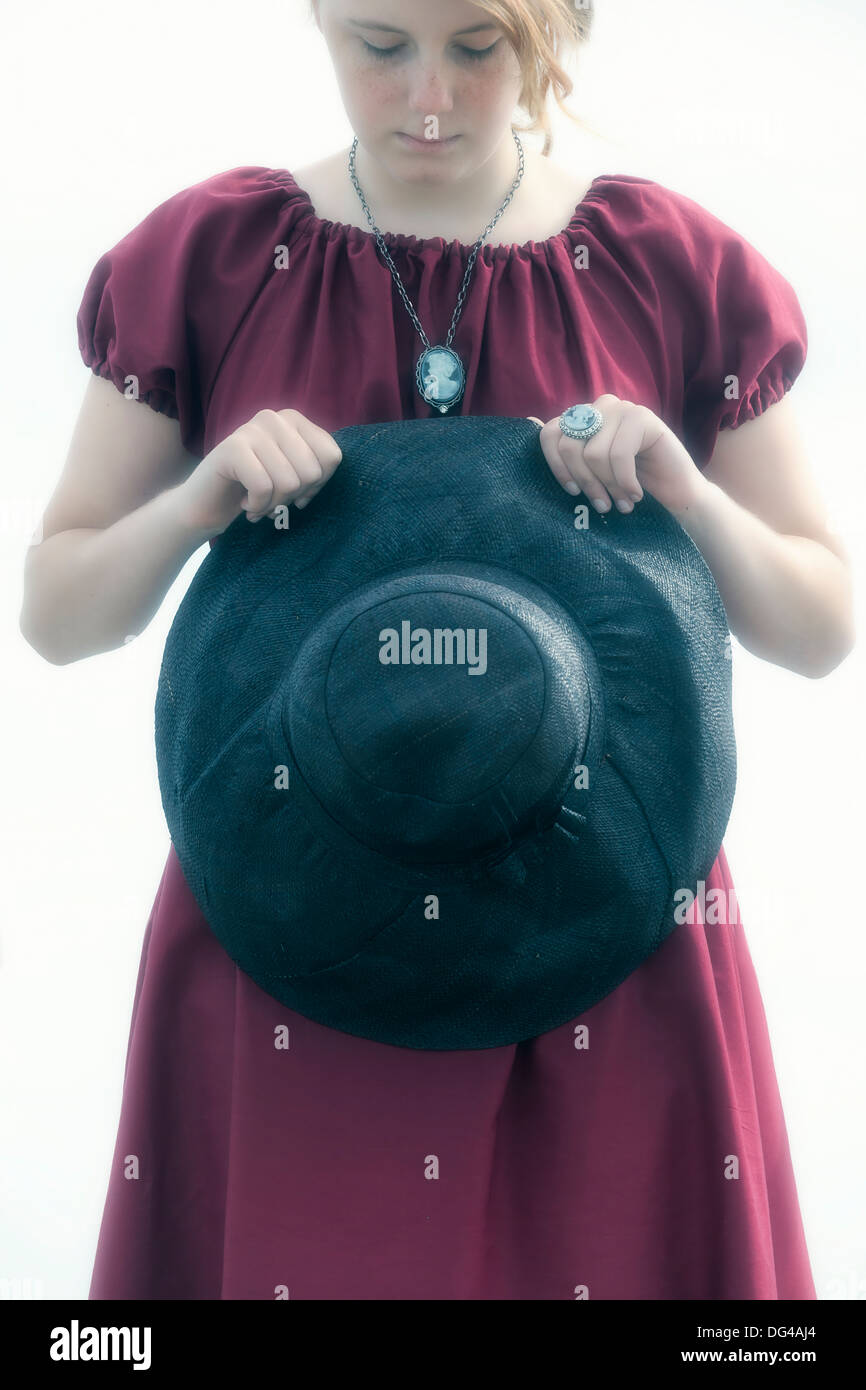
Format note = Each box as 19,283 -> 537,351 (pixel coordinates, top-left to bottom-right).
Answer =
348,130 -> 525,413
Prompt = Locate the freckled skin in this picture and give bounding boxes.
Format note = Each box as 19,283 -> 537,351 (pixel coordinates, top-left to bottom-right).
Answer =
312,0 -> 525,216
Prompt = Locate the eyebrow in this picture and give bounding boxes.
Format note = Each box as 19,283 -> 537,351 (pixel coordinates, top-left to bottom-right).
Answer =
346,19 -> 499,36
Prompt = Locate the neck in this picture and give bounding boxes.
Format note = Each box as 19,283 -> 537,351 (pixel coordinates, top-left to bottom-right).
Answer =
351,130 -> 521,231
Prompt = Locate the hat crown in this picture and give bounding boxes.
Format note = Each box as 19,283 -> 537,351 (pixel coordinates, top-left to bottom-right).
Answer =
285,565 -> 595,866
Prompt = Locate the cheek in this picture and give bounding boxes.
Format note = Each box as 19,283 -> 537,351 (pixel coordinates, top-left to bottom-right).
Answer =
336,60 -> 404,120
458,54 -> 523,117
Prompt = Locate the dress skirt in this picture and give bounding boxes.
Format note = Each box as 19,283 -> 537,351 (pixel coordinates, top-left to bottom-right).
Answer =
88,840 -> 816,1300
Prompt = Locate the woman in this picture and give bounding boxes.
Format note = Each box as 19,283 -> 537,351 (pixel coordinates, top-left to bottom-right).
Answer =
21,0 -> 852,1298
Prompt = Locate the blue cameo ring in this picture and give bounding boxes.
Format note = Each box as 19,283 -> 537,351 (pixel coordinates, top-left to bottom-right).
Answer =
559,404 -> 604,441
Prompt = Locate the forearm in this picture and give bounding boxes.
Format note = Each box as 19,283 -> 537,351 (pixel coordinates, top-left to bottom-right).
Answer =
671,479 -> 855,678
20,483 -> 210,665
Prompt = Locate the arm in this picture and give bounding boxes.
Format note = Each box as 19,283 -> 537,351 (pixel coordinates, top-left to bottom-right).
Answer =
673,396 -> 855,679
19,376 -> 211,666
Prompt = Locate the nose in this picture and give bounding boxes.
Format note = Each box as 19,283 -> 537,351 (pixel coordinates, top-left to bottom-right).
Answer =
406,57 -> 455,116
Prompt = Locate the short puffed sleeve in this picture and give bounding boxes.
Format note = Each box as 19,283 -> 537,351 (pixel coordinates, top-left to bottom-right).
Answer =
76,167 -> 292,458
665,188 -> 808,470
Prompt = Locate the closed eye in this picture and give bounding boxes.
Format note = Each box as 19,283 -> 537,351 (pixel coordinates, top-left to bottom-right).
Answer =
361,39 -> 500,63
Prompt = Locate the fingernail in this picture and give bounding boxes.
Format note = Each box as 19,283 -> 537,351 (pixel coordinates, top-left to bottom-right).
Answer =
296,498 -> 309,509
630,490 -> 643,502
564,481 -> 580,495
615,499 -> 633,513
593,497 -> 610,513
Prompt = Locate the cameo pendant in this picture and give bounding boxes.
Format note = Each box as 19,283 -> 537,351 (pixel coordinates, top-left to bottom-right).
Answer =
416,346 -> 466,414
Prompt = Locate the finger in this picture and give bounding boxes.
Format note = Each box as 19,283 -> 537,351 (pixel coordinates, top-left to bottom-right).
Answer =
276,410 -> 344,507
246,429 -> 304,516
541,407 -> 624,511
550,425 -> 617,511
233,452 -> 278,521
277,409 -> 343,476
546,440 -> 604,502
538,419 -> 584,495
256,411 -> 324,490
576,406 -> 632,507
605,409 -> 646,505
558,437 -> 615,511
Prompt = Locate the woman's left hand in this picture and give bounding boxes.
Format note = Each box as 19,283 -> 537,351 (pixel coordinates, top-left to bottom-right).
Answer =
528,395 -> 706,517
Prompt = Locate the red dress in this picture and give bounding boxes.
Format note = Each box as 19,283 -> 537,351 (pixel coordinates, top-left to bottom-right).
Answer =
78,165 -> 816,1299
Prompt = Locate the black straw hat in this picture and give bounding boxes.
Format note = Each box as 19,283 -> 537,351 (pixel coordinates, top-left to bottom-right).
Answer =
155,416 -> 736,1050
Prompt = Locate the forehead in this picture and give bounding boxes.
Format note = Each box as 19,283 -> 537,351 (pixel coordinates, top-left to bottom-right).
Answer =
328,1 -> 501,36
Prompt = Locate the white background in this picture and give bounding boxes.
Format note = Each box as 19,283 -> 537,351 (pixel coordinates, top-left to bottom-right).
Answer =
2,0 -> 863,1299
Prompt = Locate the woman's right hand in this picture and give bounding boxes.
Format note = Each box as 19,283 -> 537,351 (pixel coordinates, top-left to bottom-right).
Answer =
175,407 -> 343,539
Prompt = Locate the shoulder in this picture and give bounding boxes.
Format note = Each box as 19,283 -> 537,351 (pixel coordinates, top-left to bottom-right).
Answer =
75,166 -> 309,453
107,165 -> 302,256
82,167 -> 305,286
586,173 -> 740,242
584,174 -> 807,376
81,165 -> 311,314
586,174 -> 796,300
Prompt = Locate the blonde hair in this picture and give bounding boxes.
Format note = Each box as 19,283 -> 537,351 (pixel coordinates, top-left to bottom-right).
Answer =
468,0 -> 596,155
312,1 -> 596,157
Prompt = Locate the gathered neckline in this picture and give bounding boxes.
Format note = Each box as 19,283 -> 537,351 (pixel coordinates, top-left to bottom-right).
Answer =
278,169 -> 615,259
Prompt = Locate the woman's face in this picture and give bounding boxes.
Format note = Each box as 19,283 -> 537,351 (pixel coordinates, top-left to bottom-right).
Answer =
313,0 -> 523,183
